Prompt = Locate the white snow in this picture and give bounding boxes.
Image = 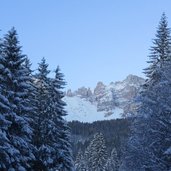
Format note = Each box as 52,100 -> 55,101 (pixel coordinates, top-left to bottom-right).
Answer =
63,96 -> 123,123
113,82 -> 125,90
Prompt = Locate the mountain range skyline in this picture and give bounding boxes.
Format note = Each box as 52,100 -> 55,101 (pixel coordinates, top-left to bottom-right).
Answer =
64,74 -> 144,122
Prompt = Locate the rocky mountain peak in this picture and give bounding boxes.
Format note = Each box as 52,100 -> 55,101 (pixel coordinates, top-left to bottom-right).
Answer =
65,75 -> 145,118
94,81 -> 106,98
123,74 -> 144,85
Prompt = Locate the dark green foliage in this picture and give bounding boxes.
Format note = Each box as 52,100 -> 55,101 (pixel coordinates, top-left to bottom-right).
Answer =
86,133 -> 107,171
0,28 -> 74,170
75,150 -> 87,171
0,27 -> 35,170
30,61 -> 74,170
122,13 -> 171,171
69,118 -> 130,160
144,13 -> 171,84
51,66 -> 74,171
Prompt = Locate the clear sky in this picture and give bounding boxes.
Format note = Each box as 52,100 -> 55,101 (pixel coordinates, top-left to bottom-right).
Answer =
1,0 -> 171,90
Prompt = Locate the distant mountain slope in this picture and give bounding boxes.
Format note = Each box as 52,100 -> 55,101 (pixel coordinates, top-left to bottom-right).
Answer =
64,96 -> 123,123
64,74 -> 145,122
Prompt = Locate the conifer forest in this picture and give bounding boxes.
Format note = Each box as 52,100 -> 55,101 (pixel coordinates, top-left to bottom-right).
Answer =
1,6 -> 171,171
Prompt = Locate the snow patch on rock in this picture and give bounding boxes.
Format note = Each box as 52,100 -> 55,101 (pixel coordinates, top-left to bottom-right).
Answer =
64,96 -> 123,123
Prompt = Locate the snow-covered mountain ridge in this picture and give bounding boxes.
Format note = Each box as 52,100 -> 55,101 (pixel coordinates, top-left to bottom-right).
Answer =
64,74 -> 145,122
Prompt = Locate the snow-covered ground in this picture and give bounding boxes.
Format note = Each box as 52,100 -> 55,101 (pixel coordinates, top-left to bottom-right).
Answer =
63,96 -> 123,123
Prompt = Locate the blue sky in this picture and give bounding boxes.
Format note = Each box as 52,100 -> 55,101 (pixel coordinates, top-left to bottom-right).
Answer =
1,0 -> 171,90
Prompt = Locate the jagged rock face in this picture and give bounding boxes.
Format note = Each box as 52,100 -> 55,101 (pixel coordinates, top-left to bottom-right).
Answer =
67,87 -> 94,102
66,87 -> 90,98
94,82 -> 106,101
65,74 -> 145,117
74,87 -> 94,103
112,75 -> 143,97
75,87 -> 90,98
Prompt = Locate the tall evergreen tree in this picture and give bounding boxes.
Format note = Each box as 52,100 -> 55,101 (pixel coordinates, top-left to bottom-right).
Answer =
75,150 -> 87,171
31,57 -> 52,170
144,13 -> 171,84
85,133 -> 107,171
0,28 -> 35,170
121,13 -> 171,171
50,66 -> 74,171
31,61 -> 74,170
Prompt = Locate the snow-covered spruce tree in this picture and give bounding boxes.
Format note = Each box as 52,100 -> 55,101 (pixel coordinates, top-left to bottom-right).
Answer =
31,61 -> 74,170
121,13 -> 171,171
0,28 -> 35,170
104,147 -> 119,171
85,133 -> 107,171
50,66 -> 74,171
31,57 -> 53,170
145,13 -> 171,81
75,150 -> 81,171
23,56 -> 41,170
45,66 -> 74,171
75,150 -> 87,171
